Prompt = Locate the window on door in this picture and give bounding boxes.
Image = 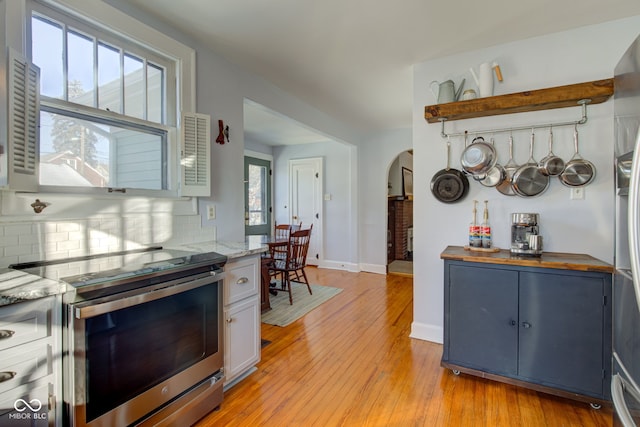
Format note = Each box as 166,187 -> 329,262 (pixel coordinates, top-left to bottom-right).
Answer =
244,156 -> 272,235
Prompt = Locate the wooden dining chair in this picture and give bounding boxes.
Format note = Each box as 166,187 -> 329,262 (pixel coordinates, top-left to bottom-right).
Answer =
269,226 -> 313,304
272,222 -> 303,260
274,223 -> 291,240
272,223 -> 293,265
274,222 -> 302,238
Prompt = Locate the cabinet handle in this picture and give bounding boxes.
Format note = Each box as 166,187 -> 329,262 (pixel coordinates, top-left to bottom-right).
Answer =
0,371 -> 17,383
236,277 -> 249,285
226,317 -> 233,323
509,320 -> 517,327
48,394 -> 56,427
522,322 -> 532,329
0,330 -> 15,340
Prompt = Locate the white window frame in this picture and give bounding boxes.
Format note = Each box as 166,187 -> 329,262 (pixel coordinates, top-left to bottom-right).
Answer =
5,0 -> 204,198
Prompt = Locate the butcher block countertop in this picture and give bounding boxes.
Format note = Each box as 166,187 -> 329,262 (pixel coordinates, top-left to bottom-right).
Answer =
440,245 -> 614,273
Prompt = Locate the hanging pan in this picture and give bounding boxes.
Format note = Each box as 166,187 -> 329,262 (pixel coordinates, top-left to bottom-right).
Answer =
511,131 -> 549,197
479,137 -> 506,188
559,126 -> 596,187
431,139 -> 469,203
538,126 -> 565,176
496,134 -> 518,196
460,136 -> 497,176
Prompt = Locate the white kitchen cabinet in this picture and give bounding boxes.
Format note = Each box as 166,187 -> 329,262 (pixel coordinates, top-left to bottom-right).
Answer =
223,255 -> 261,388
0,296 -> 61,426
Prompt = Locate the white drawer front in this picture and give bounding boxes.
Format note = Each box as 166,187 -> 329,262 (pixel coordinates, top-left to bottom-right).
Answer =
0,340 -> 52,395
0,298 -> 53,352
0,379 -> 51,426
225,257 -> 259,305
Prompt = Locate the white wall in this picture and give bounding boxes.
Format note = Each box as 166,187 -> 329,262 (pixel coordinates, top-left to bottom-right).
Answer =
411,16 -> 640,344
244,140 -> 274,157
358,128 -> 413,273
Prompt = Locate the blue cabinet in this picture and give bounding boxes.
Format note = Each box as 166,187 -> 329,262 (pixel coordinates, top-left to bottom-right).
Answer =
443,260 -> 612,404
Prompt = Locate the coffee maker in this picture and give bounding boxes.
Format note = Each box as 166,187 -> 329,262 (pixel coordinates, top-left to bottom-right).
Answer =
510,213 -> 543,256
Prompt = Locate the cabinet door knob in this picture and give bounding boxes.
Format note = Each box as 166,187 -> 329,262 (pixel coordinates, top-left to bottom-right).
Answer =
522,322 -> 532,329
509,320 -> 517,326
0,330 -> 15,340
226,317 -> 233,323
0,371 -> 16,383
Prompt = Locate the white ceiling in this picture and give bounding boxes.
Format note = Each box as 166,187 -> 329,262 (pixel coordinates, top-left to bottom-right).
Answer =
243,100 -> 334,146
123,0 -> 640,145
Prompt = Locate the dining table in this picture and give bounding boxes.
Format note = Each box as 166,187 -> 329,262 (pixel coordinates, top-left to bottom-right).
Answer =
256,236 -> 289,312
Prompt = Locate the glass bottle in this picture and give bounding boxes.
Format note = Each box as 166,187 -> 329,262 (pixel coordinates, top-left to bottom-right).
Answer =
481,200 -> 492,248
469,200 -> 481,247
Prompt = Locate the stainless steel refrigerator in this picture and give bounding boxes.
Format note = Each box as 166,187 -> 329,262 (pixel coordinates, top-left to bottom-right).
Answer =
613,34 -> 640,426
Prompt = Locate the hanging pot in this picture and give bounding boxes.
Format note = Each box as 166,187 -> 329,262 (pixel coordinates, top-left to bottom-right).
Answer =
511,131 -> 549,197
479,137 -> 506,188
559,127 -> 596,187
460,136 -> 497,176
431,139 -> 469,203
538,127 -> 565,176
496,135 -> 518,196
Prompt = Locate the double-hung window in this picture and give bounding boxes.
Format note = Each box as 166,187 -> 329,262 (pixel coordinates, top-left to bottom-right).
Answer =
19,0 -> 208,197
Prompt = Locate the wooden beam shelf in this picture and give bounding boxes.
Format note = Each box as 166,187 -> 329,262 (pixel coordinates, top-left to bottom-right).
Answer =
424,78 -> 613,124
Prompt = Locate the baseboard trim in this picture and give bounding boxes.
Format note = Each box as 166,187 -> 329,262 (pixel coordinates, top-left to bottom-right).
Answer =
358,263 -> 386,275
410,322 -> 443,344
319,260 -> 360,272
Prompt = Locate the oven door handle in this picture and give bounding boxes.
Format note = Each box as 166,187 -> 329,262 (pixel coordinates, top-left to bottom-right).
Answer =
74,272 -> 224,319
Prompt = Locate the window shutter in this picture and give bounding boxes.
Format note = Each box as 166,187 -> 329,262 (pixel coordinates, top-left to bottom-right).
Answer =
180,112 -> 211,197
7,49 -> 40,192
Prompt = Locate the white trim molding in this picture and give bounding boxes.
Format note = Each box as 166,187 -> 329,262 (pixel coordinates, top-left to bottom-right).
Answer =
410,322 -> 443,344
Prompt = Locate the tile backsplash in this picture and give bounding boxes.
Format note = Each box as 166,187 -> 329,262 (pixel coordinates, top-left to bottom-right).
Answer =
0,213 -> 216,268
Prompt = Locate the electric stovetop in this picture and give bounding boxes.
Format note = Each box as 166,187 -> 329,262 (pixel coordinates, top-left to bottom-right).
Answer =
10,247 -> 227,300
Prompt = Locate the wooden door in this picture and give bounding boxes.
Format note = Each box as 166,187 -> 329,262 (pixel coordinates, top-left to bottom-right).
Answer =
289,158 -> 322,265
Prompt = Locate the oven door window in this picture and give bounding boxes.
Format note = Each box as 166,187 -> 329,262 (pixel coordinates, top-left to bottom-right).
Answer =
84,283 -> 219,422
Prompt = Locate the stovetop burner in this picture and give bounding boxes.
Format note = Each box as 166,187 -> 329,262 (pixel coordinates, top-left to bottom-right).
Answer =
10,247 -> 227,301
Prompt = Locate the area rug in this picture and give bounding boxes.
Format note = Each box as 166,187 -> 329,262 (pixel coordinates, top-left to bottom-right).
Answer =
261,282 -> 343,327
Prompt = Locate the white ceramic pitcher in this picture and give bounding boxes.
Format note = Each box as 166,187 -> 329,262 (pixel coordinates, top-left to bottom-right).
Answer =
470,62 -> 494,98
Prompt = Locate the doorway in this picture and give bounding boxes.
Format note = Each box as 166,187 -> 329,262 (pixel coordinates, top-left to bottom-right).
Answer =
387,150 -> 413,276
244,156 -> 272,236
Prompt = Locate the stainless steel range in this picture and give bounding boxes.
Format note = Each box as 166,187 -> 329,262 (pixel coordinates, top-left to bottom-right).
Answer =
11,247 -> 227,427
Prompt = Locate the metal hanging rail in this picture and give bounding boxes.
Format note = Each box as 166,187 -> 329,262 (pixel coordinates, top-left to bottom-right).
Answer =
439,99 -> 590,139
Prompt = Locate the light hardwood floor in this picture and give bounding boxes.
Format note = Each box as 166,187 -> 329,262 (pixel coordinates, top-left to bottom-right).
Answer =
196,267 -> 613,426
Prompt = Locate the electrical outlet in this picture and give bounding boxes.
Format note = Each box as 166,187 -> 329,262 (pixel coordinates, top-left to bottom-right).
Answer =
207,204 -> 216,219
570,187 -> 585,200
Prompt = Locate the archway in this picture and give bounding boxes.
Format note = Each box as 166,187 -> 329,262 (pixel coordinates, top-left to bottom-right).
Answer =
387,150 -> 413,276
